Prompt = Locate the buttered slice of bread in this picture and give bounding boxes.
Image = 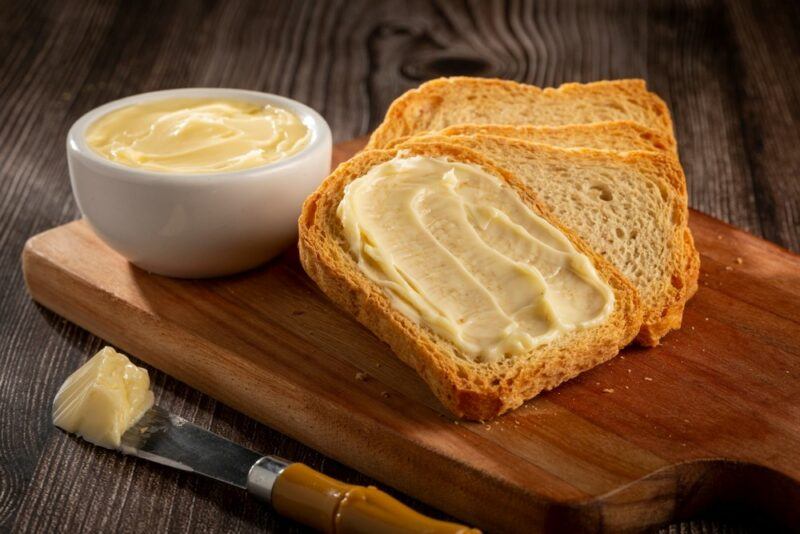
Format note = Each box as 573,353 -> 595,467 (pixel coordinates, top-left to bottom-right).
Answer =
299,143 -> 642,420
397,135 -> 689,345
367,77 -> 675,149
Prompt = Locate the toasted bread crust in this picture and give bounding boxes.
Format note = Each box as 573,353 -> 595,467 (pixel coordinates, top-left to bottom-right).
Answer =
299,143 -> 642,420
368,78 -> 675,150
385,121 -> 678,154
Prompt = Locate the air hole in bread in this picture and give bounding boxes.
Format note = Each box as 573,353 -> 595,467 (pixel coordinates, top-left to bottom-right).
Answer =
590,184 -> 613,201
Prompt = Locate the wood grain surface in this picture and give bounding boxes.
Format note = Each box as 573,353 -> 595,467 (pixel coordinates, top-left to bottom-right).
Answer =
1,0 -> 798,532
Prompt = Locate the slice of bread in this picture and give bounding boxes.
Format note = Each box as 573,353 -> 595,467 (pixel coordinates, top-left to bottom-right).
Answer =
299,143 -> 642,420
386,121 -> 677,153
368,77 -> 675,149
397,134 -> 689,345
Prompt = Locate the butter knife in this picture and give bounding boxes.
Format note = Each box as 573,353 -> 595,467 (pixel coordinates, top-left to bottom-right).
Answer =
115,405 -> 477,534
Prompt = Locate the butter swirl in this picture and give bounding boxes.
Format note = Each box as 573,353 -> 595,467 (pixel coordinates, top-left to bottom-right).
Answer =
86,98 -> 310,173
337,156 -> 614,363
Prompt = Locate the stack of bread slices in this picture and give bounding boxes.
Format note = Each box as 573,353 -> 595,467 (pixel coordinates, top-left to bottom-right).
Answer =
299,77 -> 698,420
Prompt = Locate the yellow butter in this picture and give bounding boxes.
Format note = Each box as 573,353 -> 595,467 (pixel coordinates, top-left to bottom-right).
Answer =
52,346 -> 154,448
85,98 -> 310,173
337,156 -> 614,363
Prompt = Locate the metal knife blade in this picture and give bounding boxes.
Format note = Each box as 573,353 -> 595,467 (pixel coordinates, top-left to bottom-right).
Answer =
120,405 -> 262,489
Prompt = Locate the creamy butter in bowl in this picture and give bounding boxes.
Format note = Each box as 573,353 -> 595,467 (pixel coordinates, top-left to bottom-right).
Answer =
68,88 -> 332,278
85,98 -> 311,173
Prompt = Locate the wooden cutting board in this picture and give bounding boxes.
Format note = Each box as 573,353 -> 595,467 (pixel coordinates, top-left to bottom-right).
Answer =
22,138 -> 800,532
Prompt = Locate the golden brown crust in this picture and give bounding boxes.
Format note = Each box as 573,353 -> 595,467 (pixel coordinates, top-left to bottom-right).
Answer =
386,121 -> 677,154
368,77 -> 675,149
299,143 -> 642,420
634,228 -> 700,345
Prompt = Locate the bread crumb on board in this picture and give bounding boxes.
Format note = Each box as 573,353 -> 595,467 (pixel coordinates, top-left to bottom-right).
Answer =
602,388 -> 615,394
355,371 -> 369,381
644,376 -> 654,381
736,257 -> 743,264
380,390 -> 390,398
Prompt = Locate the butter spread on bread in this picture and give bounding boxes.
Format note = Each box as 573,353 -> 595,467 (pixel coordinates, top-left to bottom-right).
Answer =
337,155 -> 614,363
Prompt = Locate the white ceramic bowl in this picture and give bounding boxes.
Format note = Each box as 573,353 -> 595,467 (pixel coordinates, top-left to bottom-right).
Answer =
67,88 -> 332,278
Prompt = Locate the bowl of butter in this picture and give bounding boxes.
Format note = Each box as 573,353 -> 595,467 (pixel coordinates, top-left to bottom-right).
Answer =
67,88 -> 332,278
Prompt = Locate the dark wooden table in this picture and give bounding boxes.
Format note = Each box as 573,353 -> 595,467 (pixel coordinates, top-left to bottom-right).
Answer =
1,1 -> 797,532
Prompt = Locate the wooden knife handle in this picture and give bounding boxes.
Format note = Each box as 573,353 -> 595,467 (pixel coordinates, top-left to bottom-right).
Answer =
270,462 -> 479,534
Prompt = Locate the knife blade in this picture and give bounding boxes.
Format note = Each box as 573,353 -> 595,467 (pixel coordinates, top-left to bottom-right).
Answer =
113,404 -> 477,533
120,405 -> 262,489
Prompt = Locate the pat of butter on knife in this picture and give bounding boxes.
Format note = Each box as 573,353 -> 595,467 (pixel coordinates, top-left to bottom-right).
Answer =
52,346 -> 154,448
